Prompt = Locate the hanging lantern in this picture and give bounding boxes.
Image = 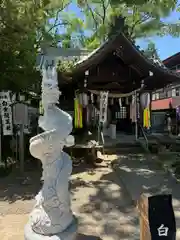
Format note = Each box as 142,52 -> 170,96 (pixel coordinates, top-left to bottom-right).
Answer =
140,93 -> 150,109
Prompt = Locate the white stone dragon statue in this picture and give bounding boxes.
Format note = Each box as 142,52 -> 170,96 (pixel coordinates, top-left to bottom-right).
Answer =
24,66 -> 77,240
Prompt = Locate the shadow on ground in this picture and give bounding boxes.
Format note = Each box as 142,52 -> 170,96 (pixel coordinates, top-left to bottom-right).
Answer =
0,158 -> 109,203
112,153 -> 180,234
0,154 -> 139,239
0,168 -> 41,203
71,162 -> 139,240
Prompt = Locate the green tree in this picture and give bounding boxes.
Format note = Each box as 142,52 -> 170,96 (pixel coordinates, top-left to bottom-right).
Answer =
75,0 -> 180,48
109,0 -> 177,7
143,42 -> 160,59
0,0 -> 74,92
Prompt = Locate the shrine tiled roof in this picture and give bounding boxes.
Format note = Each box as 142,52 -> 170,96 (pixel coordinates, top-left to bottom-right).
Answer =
74,32 -> 180,90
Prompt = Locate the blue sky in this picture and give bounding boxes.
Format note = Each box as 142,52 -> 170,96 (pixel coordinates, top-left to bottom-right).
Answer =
137,8 -> 180,60
64,2 -> 180,60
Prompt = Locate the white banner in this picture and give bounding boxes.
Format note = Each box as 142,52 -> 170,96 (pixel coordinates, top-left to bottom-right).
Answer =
0,91 -> 13,135
99,91 -> 108,123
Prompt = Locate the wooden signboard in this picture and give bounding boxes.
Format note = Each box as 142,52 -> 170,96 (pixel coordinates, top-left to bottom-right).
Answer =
137,193 -> 176,240
13,102 -> 28,125
0,91 -> 13,136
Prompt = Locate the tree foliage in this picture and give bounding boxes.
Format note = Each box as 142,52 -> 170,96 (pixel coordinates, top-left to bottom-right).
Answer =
0,0 -> 73,92
143,42 -> 160,59
76,0 -> 180,44
0,0 -> 44,91
1,0 -> 180,91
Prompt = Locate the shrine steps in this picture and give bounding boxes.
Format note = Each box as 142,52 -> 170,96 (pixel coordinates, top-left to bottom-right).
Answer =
104,141 -> 145,154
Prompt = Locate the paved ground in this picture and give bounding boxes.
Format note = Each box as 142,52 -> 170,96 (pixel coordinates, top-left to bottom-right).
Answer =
0,155 -> 139,240
112,153 -> 180,239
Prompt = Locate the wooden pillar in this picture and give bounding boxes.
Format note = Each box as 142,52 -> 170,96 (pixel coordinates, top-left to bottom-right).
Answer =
138,193 -> 176,240
136,91 -> 140,138
135,90 -> 138,140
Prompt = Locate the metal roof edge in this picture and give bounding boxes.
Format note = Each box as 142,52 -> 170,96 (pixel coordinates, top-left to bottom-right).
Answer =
163,52 -> 180,64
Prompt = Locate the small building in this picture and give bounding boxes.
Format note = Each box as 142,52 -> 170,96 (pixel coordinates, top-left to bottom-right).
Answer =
152,52 -> 180,111
151,53 -> 180,133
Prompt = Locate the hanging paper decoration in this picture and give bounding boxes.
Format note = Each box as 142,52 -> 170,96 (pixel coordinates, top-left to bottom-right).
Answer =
119,98 -> 122,107
0,91 -> 13,135
130,93 -> 137,123
126,97 -> 129,105
82,93 -> 88,107
132,94 -> 136,104
176,106 -> 180,121
97,95 -> 100,103
143,107 -> 151,129
140,93 -> 150,109
78,94 -> 83,105
91,93 -> 94,103
11,93 -> 16,102
140,92 -> 151,128
99,91 -> 108,123
74,98 -> 83,128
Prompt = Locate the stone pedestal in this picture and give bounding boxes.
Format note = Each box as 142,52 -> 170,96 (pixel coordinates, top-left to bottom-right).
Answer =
24,67 -> 77,240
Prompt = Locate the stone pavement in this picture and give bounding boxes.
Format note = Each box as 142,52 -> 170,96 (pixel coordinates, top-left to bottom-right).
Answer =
112,153 -> 180,239
0,157 -> 139,240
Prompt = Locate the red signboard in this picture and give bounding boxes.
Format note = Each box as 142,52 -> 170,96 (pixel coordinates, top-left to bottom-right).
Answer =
151,97 -> 180,110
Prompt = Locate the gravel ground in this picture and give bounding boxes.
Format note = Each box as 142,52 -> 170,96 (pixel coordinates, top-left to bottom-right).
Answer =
0,155 -> 139,240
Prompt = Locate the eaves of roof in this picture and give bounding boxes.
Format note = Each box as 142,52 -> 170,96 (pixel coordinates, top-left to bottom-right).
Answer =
73,32 -> 180,90
163,52 -> 180,65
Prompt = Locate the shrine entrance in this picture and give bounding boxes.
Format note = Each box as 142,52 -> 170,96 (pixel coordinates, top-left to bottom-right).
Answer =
109,98 -> 132,135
